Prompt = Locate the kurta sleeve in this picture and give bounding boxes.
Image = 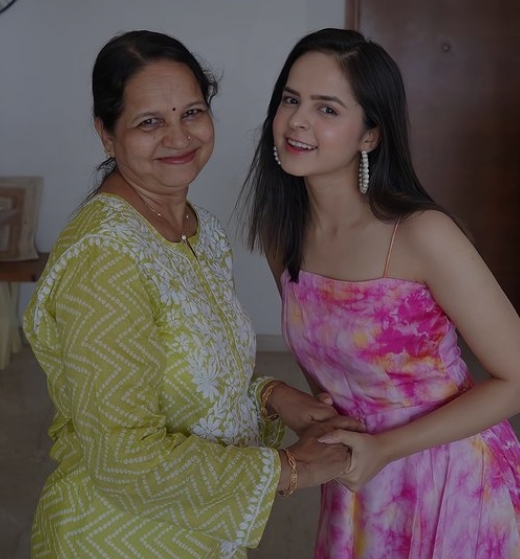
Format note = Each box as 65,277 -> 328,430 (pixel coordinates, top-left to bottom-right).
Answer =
249,377 -> 285,447
25,241 -> 280,548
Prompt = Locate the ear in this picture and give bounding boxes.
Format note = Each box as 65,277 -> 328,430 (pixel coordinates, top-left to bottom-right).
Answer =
360,126 -> 381,153
94,117 -> 115,157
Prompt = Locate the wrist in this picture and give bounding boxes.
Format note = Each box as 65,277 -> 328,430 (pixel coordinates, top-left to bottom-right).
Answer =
277,448 -> 298,496
377,429 -> 405,463
261,380 -> 286,420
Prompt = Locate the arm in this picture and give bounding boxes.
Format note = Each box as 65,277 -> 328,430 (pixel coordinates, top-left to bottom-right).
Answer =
387,212 -> 520,450
321,211 -> 520,490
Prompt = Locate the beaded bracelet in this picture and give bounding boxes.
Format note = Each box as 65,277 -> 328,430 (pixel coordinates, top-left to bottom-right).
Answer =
278,448 -> 298,497
260,380 -> 286,420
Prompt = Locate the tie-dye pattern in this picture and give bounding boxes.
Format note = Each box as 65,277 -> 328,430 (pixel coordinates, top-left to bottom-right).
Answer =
282,271 -> 520,559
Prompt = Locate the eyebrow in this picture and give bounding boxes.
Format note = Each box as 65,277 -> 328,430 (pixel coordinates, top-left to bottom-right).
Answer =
132,100 -> 206,121
283,86 -> 347,109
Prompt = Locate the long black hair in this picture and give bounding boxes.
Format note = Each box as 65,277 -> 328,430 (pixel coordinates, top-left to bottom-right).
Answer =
92,30 -> 218,188
238,28 -> 457,282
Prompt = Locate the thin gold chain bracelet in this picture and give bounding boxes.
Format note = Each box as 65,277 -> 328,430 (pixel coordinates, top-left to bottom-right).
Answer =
278,448 -> 298,496
260,380 -> 286,420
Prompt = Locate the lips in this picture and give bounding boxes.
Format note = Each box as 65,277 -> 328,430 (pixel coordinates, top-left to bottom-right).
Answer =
157,149 -> 197,164
285,137 -> 317,153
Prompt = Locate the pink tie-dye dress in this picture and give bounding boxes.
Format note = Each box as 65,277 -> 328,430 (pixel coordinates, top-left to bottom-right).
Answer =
282,271 -> 520,559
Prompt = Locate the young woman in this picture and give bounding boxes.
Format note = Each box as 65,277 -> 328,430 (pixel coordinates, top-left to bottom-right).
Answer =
240,27 -> 520,558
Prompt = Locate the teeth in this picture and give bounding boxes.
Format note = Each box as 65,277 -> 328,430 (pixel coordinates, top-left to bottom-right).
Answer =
287,139 -> 316,150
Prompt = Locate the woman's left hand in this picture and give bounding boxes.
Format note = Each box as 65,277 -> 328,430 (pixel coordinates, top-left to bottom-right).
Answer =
317,430 -> 391,492
268,383 -> 365,436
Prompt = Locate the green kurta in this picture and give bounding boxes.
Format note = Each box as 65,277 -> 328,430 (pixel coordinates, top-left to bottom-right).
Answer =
24,194 -> 283,559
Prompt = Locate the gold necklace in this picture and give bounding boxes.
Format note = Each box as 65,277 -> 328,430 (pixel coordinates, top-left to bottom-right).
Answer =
141,198 -> 197,258
117,171 -> 198,257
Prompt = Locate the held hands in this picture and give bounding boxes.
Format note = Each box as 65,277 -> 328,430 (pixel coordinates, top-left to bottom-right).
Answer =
264,381 -> 365,436
317,430 -> 393,492
263,381 -> 369,495
278,426 -> 352,493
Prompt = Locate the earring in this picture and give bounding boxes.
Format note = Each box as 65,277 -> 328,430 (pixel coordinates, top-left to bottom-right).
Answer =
359,150 -> 369,194
273,144 -> 281,166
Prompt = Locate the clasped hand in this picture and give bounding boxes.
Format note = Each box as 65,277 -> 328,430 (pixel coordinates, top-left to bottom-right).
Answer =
271,385 -> 375,490
268,383 -> 365,436
272,384 -> 391,492
317,429 -> 392,492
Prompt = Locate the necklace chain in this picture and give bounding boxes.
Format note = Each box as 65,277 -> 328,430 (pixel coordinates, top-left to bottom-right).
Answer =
140,197 -> 197,258
118,172 -> 197,257
141,198 -> 189,240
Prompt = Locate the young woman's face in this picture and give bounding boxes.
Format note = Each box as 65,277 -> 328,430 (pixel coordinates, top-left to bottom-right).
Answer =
273,51 -> 369,184
98,60 -> 214,194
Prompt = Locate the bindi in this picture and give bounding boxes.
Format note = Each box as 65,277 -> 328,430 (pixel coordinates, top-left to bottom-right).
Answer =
171,107 -> 177,111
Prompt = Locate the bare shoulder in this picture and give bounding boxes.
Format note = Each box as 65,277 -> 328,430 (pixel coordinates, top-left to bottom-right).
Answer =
386,210 -> 471,284
398,209 -> 506,316
400,210 -> 469,250
399,211 -> 474,272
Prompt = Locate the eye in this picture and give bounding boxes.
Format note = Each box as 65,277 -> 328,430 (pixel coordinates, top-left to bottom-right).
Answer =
319,106 -> 338,116
139,117 -> 161,129
184,107 -> 207,119
281,95 -> 298,106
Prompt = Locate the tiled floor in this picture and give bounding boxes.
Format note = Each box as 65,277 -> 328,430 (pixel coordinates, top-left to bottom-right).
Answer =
1,344 -> 519,559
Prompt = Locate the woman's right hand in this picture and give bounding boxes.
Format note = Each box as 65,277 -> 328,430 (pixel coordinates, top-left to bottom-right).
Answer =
277,426 -> 351,493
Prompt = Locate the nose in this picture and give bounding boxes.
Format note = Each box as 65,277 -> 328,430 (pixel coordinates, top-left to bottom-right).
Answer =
288,105 -> 310,130
162,124 -> 191,149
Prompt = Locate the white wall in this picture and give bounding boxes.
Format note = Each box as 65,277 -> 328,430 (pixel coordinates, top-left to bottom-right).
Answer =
0,0 -> 344,335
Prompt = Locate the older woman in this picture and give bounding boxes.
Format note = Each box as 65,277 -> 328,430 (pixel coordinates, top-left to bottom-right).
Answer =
23,30 -> 357,559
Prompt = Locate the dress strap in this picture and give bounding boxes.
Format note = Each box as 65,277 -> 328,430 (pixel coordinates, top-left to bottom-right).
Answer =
383,218 -> 401,278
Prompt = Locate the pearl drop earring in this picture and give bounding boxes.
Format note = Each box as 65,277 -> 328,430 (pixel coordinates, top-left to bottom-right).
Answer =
273,144 -> 281,166
359,150 -> 369,194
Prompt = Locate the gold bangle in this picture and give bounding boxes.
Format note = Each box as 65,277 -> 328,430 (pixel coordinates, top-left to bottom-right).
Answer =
260,380 -> 285,420
278,449 -> 298,497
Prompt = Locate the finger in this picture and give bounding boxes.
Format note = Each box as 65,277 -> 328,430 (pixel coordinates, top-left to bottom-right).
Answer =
335,478 -> 360,493
320,416 -> 366,432
316,392 -> 334,406
298,422 -> 335,440
308,407 -> 341,423
317,429 -> 355,445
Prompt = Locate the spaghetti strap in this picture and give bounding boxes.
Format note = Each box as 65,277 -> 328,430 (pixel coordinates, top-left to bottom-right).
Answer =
383,219 -> 401,277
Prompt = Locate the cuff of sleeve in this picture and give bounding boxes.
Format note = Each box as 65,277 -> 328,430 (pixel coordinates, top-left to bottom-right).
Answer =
235,445 -> 281,549
250,376 -> 285,448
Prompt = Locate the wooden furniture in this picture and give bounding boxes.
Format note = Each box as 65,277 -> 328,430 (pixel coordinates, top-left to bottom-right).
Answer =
0,252 -> 49,369
0,208 -> 17,229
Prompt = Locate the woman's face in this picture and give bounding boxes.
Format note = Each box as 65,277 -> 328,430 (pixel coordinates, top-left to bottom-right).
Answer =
273,51 -> 371,184
98,60 -> 214,194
